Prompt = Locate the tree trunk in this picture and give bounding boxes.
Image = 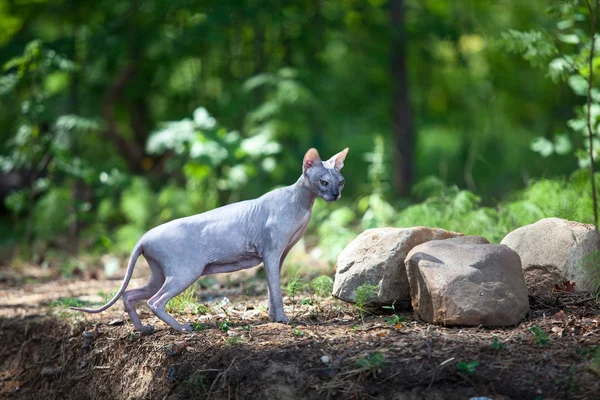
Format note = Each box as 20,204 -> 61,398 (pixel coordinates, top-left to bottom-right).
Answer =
391,0 -> 414,196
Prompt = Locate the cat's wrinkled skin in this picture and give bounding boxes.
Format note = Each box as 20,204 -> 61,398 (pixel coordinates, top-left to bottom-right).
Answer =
71,148 -> 348,333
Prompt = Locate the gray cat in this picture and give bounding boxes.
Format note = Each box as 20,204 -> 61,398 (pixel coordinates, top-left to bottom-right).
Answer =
71,147 -> 349,333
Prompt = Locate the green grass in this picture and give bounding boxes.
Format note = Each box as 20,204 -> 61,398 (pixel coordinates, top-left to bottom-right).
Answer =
354,283 -> 378,322
309,275 -> 334,298
354,352 -> 385,371
457,360 -> 479,375
183,372 -> 208,397
529,326 -> 550,346
50,297 -> 93,309
165,282 -> 208,315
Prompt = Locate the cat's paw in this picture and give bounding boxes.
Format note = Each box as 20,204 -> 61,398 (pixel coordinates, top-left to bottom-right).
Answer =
178,323 -> 194,333
272,315 -> 289,324
139,325 -> 155,335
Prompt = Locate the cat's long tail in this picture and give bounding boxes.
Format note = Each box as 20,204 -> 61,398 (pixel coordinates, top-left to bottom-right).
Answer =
69,242 -> 143,313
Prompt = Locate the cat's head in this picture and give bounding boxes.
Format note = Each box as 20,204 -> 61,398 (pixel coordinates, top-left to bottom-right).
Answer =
302,148 -> 349,202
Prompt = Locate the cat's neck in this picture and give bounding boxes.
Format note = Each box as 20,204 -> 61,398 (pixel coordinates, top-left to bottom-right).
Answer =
292,175 -> 317,210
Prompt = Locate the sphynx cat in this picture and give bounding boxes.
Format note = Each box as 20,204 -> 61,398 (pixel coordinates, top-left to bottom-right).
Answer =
71,147 -> 349,333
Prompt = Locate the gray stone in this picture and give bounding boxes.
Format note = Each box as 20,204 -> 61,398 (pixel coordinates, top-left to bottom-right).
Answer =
332,227 -> 463,307
501,218 -> 600,293
405,237 -> 529,326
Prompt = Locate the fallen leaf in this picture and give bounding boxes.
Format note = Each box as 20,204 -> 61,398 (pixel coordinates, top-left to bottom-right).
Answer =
395,323 -> 403,329
376,332 -> 387,337
554,281 -> 576,293
551,326 -> 565,337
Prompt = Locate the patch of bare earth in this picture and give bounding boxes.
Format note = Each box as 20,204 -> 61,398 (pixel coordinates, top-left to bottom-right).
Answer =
1,267 -> 600,400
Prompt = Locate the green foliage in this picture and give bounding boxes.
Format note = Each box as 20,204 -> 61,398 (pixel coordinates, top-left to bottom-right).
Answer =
286,276 -> 306,303
293,328 -> 306,337
500,30 -> 557,67
578,250 -> 600,296
354,352 -> 385,371
457,360 -> 479,375
2,0 -> 599,264
31,187 -> 72,241
382,301 -> 406,327
166,282 -> 202,315
530,326 -> 550,346
309,275 -> 334,298
396,172 -> 596,242
358,135 -> 396,230
192,322 -> 209,332
225,336 -> 242,345
354,283 -> 378,322
120,178 -> 153,228
491,337 -> 506,350
218,320 -> 232,333
50,297 -> 90,309
183,372 -> 208,397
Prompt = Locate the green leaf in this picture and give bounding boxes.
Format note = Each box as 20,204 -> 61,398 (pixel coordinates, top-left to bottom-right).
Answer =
568,74 -> 588,96
531,137 -> 554,157
554,134 -> 572,155
557,20 -> 574,30
557,33 -> 579,44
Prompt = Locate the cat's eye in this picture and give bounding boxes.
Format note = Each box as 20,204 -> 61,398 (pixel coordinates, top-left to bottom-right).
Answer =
338,180 -> 345,186
320,180 -> 328,186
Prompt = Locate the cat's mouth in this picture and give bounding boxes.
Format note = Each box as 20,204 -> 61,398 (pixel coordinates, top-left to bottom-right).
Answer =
323,194 -> 340,202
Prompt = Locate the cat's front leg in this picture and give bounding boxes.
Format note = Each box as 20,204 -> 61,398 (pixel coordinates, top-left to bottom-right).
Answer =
263,252 -> 288,323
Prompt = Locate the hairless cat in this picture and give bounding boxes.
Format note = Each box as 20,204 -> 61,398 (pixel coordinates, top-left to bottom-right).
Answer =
71,147 -> 348,333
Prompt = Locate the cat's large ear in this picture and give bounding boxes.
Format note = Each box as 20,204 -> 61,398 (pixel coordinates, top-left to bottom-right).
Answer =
326,147 -> 349,171
303,148 -> 322,173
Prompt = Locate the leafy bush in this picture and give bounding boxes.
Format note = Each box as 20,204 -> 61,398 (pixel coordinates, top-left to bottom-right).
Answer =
32,187 -> 72,241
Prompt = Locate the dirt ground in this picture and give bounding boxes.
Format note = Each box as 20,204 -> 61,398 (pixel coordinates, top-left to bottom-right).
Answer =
1,264 -> 600,400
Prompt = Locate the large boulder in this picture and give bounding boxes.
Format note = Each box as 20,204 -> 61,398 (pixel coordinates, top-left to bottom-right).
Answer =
405,236 -> 529,326
332,227 -> 463,307
501,218 -> 600,293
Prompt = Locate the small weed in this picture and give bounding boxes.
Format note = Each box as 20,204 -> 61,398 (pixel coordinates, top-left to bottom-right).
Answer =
50,297 -> 93,319
593,346 -> 600,365
128,332 -> 139,340
293,329 -> 306,337
166,282 -> 200,315
529,326 -> 550,346
354,283 -> 378,322
101,290 -> 118,304
457,360 -> 479,375
218,320 -> 232,333
491,337 -> 506,350
382,301 -> 406,327
241,325 -> 251,331
183,372 -> 208,396
286,276 -> 306,305
579,250 -> 600,298
50,297 -> 91,309
225,336 -> 241,345
352,325 -> 360,331
301,299 -> 314,306
310,275 -> 334,297
355,352 -> 385,371
192,322 -> 209,332
384,314 -> 406,327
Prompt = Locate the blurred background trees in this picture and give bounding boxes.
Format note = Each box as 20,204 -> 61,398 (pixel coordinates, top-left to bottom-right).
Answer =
0,0 -> 598,265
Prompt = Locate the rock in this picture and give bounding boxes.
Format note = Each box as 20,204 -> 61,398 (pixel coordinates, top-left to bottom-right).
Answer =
164,342 -> 186,357
501,218 -> 600,293
522,264 -> 568,296
332,227 -> 464,307
405,236 -> 529,326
